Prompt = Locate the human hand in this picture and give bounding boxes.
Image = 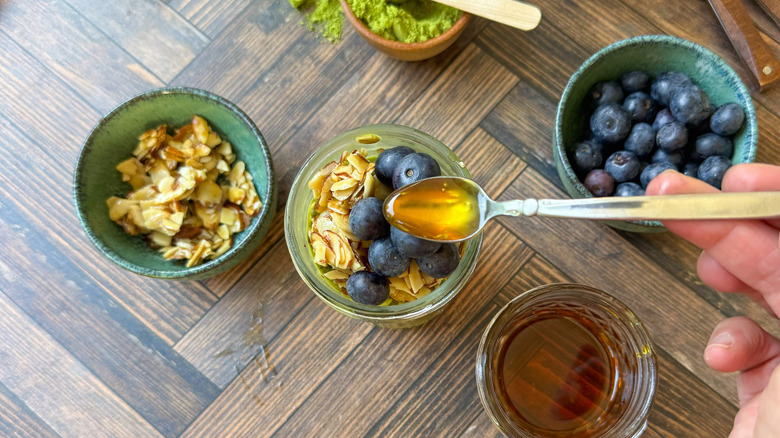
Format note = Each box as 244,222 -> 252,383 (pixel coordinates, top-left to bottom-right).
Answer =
646,163 -> 780,437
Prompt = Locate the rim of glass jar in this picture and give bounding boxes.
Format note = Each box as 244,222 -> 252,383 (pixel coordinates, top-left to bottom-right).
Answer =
284,123 -> 483,322
475,283 -> 657,438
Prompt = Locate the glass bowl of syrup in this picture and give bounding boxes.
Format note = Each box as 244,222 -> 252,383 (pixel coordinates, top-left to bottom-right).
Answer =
284,124 -> 483,328
476,283 -> 657,437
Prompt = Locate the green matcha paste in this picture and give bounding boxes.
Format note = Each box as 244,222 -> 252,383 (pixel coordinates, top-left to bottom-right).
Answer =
348,0 -> 461,43
288,0 -> 461,44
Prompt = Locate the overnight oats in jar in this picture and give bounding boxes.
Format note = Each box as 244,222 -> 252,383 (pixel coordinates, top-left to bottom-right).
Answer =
476,283 -> 657,438
284,124 -> 482,328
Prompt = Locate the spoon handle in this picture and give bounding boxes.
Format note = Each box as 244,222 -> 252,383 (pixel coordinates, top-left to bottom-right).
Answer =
528,192 -> 780,220
433,0 -> 541,31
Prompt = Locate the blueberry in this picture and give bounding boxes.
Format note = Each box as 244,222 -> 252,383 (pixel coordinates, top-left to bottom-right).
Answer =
694,133 -> 733,159
670,84 -> 711,126
392,152 -> 441,190
682,161 -> 699,178
368,236 -> 410,277
651,147 -> 684,169
390,226 -> 440,258
651,71 -> 692,106
588,81 -> 624,108
416,243 -> 460,278
571,140 -> 603,174
375,146 -> 414,186
710,102 -> 746,136
604,150 -> 640,183
656,121 -> 688,151
620,70 -> 650,93
583,169 -> 615,197
623,91 -> 657,123
652,108 -> 675,131
615,182 -> 645,197
640,162 -> 677,188
624,123 -> 656,158
698,155 -> 732,189
346,271 -> 390,305
349,197 -> 389,241
590,103 -> 632,144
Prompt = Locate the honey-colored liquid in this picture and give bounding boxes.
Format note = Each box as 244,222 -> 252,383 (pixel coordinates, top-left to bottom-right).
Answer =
495,310 -> 625,436
383,177 -> 482,241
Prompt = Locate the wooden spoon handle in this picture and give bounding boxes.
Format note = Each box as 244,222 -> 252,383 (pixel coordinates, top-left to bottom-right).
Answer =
708,0 -> 780,91
434,0 -> 541,31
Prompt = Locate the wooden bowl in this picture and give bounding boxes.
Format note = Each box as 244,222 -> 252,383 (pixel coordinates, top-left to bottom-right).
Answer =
340,0 -> 470,61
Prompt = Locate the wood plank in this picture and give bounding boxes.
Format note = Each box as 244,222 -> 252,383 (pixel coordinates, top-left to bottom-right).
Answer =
170,0 -> 255,38
0,381 -> 59,438
180,296 -> 374,437
364,303 -> 498,437
452,127 -> 526,198
64,0 -> 210,82
0,191 -> 219,437
201,19 -> 489,295
271,222 -> 532,436
496,254 -> 572,307
0,0 -> 163,113
174,239 -> 314,388
498,165 -> 741,405
397,43 -> 519,149
650,349 -> 737,435
481,81 -> 561,188
461,412 -> 505,438
0,112 -> 217,346
0,291 -> 160,438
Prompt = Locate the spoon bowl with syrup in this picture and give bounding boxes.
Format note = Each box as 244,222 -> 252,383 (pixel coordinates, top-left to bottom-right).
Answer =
383,176 -> 780,242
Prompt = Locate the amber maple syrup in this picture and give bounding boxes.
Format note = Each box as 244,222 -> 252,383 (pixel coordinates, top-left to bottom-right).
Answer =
383,177 -> 482,241
494,308 -> 627,436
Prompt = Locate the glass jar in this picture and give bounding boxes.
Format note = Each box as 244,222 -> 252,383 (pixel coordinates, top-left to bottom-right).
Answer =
476,283 -> 657,437
284,124 -> 483,329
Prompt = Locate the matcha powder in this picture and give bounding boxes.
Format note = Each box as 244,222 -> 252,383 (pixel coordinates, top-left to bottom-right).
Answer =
288,0 -> 461,44
289,0 -> 344,43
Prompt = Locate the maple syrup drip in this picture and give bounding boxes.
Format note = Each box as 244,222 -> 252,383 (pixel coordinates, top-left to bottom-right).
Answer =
383,177 -> 482,241
495,310 -> 624,435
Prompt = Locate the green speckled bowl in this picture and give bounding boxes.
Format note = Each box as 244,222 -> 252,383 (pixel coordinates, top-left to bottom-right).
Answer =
74,87 -> 277,280
554,35 -> 757,233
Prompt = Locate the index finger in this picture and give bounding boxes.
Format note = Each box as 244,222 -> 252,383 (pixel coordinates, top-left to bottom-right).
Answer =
646,167 -> 780,314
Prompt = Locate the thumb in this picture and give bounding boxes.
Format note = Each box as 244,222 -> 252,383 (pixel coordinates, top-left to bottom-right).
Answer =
752,364 -> 780,438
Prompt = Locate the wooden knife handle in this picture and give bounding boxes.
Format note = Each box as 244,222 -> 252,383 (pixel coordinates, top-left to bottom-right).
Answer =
754,0 -> 780,26
708,0 -> 780,91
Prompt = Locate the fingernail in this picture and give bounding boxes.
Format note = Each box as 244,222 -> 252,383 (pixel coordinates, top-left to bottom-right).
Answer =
706,332 -> 734,350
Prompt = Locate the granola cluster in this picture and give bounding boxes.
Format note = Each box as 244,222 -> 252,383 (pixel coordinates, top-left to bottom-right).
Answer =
107,115 -> 262,267
307,147 -> 444,303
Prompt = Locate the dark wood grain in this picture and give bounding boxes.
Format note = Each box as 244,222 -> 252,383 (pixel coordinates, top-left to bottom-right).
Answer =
3,0 -> 777,436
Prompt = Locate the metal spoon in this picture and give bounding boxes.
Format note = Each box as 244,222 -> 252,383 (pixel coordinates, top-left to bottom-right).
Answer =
387,0 -> 541,31
383,176 -> 780,242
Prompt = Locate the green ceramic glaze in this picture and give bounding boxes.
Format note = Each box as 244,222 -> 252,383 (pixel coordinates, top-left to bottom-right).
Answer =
554,35 -> 757,233
74,87 -> 277,279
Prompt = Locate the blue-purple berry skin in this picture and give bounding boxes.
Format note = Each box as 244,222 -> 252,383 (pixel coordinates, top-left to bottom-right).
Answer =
604,150 -> 641,183
695,133 -> 733,159
588,81 -> 624,108
651,71 -> 692,106
584,169 -> 615,197
368,237 -> 410,278
640,162 -> 677,188
623,91 -> 657,123
624,123 -> 655,158
349,197 -> 389,241
651,148 -> 684,169
590,103 -> 632,144
652,108 -> 675,131
572,141 -> 603,174
670,84 -> 711,126
615,182 -> 645,197
620,70 -> 650,93
656,121 -> 688,152
710,103 -> 745,136
416,243 -> 460,278
346,271 -> 389,305
375,146 -> 414,186
392,152 -> 441,190
698,156 -> 732,189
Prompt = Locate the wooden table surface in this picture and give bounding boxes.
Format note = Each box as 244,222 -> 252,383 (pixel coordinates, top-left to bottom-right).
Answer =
3,0 -> 780,437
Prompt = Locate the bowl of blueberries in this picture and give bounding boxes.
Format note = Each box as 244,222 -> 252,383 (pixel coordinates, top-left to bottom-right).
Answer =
284,124 -> 482,328
554,35 -> 758,232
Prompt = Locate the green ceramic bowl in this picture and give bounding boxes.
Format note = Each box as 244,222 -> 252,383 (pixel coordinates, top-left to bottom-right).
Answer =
74,87 -> 277,280
554,35 -> 757,232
